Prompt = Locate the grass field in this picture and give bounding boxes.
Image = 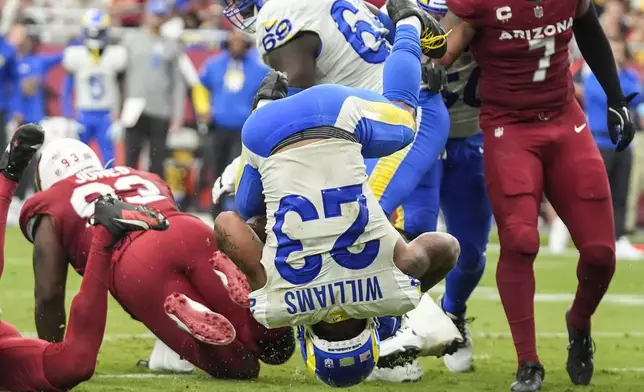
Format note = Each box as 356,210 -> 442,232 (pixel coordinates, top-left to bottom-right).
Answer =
2,227 -> 644,392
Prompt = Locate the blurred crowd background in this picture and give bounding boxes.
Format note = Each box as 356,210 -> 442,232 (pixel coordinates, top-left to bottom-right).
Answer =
0,0 -> 642,256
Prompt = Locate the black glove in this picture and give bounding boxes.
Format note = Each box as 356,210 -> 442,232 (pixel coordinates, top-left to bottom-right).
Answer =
252,70 -> 289,111
608,92 -> 639,152
422,61 -> 447,94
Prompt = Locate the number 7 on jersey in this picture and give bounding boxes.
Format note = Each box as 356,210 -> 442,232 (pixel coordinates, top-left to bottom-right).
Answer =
528,37 -> 555,82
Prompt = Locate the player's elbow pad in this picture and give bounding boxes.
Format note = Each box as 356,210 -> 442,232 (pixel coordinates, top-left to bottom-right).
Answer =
235,164 -> 265,221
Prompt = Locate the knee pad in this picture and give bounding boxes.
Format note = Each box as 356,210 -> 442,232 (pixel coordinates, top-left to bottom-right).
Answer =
500,224 -> 540,256
456,242 -> 486,274
578,243 -> 615,268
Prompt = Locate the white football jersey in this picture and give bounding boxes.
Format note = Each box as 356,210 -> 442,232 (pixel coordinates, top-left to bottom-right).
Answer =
445,52 -> 481,138
63,45 -> 127,112
246,139 -> 421,329
255,0 -> 390,93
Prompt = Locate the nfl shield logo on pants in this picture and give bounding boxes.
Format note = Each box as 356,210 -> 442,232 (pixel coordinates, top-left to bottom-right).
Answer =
534,5 -> 544,18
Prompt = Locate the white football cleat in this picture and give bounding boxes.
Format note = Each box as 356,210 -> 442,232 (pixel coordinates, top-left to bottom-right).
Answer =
366,355 -> 424,383
402,292 -> 464,357
146,338 -> 195,373
439,296 -> 474,373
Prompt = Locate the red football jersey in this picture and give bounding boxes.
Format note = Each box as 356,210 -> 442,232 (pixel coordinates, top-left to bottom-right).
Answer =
446,0 -> 577,125
19,167 -> 179,274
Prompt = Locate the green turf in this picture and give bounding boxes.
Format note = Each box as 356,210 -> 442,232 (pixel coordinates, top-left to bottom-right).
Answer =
1,227 -> 643,391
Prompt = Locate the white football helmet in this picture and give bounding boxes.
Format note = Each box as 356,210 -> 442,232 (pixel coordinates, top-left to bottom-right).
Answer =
36,138 -> 103,191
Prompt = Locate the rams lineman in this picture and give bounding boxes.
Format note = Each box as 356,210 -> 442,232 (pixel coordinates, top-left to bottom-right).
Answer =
215,1 -> 459,387
62,9 -> 127,165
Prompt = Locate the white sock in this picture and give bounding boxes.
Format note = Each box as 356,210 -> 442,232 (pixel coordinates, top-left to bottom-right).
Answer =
396,16 -> 422,37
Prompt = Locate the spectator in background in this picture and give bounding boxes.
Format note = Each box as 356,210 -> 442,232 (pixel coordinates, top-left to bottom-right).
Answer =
121,0 -> 185,178
0,21 -> 19,152
8,21 -> 62,204
198,29 -> 267,218
628,10 -> 644,69
600,0 -> 628,38
9,22 -> 62,127
584,37 -> 643,258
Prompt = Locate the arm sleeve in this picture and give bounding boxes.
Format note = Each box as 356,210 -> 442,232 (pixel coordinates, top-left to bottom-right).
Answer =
572,2 -> 624,106
235,148 -> 265,220
61,73 -> 74,118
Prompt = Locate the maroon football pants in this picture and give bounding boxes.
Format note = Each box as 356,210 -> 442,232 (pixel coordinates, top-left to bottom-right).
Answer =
0,175 -> 112,392
109,214 -> 286,379
483,100 -> 616,365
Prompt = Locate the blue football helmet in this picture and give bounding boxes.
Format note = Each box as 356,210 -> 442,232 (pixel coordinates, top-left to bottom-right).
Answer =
297,319 -> 381,388
82,9 -> 110,50
417,0 -> 448,16
223,0 -> 267,32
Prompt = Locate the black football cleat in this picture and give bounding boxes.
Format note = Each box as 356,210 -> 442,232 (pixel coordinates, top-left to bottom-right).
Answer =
90,194 -> 169,237
0,123 -> 44,182
565,310 -> 595,385
385,0 -> 448,59
510,362 -> 545,392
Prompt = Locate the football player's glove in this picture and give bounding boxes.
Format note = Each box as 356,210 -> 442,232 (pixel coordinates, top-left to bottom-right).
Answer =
252,70 -> 289,111
422,61 -> 448,94
212,156 -> 240,205
608,92 -> 638,152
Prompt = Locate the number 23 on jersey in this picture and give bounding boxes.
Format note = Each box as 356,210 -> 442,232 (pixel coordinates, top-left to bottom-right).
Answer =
273,184 -> 380,286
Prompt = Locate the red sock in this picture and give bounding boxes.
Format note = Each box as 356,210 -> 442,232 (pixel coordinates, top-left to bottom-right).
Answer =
569,246 -> 616,331
496,250 -> 539,365
0,175 -> 18,278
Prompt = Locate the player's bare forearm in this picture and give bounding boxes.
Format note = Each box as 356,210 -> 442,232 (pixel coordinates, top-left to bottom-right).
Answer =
33,216 -> 69,342
214,212 -> 266,290
394,232 -> 460,292
437,12 -> 474,68
263,33 -> 321,89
